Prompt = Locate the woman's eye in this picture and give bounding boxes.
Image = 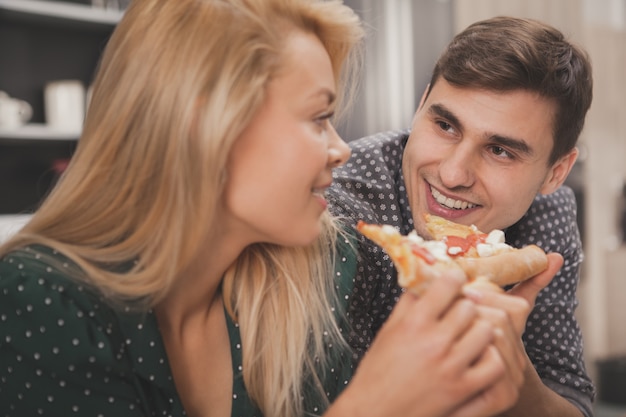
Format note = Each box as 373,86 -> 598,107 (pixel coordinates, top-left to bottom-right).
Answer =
314,112 -> 334,128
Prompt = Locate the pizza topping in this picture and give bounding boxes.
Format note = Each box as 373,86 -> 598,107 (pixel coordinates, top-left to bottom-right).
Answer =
476,229 -> 511,257
410,244 -> 437,264
439,228 -> 512,258
443,235 -> 472,256
485,229 -> 506,244
406,231 -> 450,261
466,233 -> 488,246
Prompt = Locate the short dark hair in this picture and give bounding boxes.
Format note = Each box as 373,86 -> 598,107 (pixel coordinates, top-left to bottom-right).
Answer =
428,16 -> 593,165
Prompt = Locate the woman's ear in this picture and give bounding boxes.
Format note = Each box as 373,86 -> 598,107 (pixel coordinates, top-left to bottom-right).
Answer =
539,148 -> 579,195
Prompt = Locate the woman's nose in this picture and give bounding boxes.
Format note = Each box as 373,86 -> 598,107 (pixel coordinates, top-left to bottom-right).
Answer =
328,126 -> 351,168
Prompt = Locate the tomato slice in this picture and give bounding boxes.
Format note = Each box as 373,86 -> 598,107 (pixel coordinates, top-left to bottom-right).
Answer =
410,244 -> 436,264
466,233 -> 488,246
443,235 -> 471,256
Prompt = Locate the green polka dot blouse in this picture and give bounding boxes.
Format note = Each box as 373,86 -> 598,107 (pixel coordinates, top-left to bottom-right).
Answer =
0,238 -> 356,417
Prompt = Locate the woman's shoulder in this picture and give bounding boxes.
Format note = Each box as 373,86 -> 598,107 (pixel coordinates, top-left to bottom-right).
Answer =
0,244 -> 104,309
0,245 -> 125,366
0,245 -> 145,414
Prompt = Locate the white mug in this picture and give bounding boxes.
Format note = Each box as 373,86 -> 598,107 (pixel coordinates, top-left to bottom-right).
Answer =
44,80 -> 86,131
0,91 -> 32,129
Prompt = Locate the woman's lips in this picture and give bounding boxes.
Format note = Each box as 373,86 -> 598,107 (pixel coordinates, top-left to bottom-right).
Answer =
312,187 -> 329,209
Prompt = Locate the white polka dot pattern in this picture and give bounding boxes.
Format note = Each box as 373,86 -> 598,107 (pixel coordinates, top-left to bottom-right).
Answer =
0,240 -> 357,416
0,246 -> 188,416
328,130 -> 595,417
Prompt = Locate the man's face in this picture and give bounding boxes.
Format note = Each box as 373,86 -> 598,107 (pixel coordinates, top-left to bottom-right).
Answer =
402,79 -> 577,238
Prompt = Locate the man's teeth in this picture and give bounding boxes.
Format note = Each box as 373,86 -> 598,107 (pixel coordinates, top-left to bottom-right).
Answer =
431,188 -> 476,210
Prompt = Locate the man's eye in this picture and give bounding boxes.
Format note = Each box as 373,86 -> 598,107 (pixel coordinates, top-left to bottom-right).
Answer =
436,120 -> 454,133
490,146 -> 513,159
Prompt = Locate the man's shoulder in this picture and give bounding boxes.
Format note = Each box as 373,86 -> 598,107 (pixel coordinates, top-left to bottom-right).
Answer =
522,185 -> 578,225
328,130 -> 410,226
506,185 -> 580,252
331,128 -> 409,188
347,129 -> 410,150
343,129 -> 410,165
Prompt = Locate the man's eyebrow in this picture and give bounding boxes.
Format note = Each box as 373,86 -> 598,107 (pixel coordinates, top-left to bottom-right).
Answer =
488,134 -> 533,157
428,104 -> 462,130
429,103 -> 534,157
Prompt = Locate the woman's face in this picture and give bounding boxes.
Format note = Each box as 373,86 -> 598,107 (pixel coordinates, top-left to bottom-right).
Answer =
223,31 -> 350,247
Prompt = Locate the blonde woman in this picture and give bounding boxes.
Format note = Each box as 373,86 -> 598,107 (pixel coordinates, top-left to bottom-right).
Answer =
0,1 -> 543,416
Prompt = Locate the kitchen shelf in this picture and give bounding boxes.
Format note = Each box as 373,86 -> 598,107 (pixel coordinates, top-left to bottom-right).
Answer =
0,0 -> 114,214
0,123 -> 80,141
0,0 -> 123,28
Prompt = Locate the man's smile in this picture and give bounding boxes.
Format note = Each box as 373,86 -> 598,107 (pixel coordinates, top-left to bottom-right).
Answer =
430,186 -> 477,210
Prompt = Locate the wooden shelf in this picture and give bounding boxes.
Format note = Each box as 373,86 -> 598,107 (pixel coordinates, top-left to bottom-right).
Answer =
0,0 -> 123,28
0,123 -> 80,141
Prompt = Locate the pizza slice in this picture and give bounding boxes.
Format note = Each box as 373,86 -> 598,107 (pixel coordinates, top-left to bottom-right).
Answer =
356,214 -> 549,295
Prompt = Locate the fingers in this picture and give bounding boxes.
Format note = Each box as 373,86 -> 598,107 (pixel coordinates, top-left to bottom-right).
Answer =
462,252 -> 563,335
507,252 -> 563,306
447,345 -> 524,417
447,357 -> 520,417
393,268 -> 467,323
462,288 -> 531,336
347,268 -> 528,417
475,305 -> 527,379
446,317 -> 495,369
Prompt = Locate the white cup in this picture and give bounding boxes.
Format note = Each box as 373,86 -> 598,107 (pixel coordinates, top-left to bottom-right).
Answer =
44,80 -> 86,132
0,91 -> 32,129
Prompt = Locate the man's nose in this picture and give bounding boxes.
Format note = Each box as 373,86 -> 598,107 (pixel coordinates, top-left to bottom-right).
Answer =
439,145 -> 476,189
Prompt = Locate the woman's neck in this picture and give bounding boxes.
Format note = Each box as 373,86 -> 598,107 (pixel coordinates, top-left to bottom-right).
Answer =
155,229 -> 247,332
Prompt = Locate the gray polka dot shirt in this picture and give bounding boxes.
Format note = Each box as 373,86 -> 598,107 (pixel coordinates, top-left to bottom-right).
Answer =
328,130 -> 595,417
0,240 -> 356,417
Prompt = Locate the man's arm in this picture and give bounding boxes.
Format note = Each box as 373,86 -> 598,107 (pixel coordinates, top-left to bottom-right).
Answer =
503,186 -> 595,417
499,360 -> 585,417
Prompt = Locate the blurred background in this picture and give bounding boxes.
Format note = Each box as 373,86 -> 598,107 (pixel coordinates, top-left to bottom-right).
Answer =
1,0 -> 625,412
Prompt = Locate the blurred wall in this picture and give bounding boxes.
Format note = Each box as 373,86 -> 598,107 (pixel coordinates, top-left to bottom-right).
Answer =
339,0 -> 455,141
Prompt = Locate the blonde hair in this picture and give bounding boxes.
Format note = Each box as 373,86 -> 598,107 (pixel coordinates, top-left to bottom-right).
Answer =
1,0 -> 363,415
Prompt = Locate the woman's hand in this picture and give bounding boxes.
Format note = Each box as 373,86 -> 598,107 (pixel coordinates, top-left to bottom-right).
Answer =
450,252 -> 564,416
328,269 -> 515,417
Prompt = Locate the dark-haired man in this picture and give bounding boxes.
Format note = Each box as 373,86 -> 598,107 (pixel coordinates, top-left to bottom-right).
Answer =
330,16 -> 594,417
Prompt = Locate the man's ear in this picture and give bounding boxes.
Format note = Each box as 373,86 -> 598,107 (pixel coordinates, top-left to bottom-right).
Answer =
539,148 -> 579,195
